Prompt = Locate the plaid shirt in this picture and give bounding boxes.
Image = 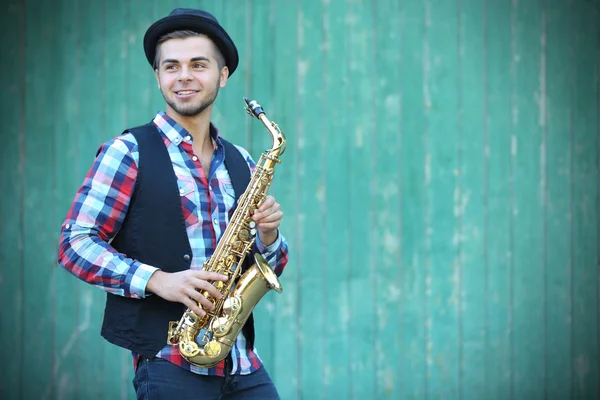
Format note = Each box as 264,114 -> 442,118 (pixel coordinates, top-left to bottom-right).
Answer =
57,111 -> 289,376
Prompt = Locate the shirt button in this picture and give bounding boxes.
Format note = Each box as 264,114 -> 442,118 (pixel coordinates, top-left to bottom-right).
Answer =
179,188 -> 185,195
185,136 -> 191,141
213,218 -> 218,225
183,254 -> 191,262
192,156 -> 198,161
65,224 -> 71,229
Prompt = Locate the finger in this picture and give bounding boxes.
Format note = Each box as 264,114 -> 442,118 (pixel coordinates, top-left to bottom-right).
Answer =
258,222 -> 280,232
257,218 -> 282,231
181,296 -> 205,317
185,288 -> 216,310
258,196 -> 275,212
253,203 -> 280,221
193,271 -> 229,282
256,210 -> 283,225
193,279 -> 224,300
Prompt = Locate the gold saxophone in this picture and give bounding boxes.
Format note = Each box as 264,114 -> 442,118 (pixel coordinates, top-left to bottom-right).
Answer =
166,97 -> 285,367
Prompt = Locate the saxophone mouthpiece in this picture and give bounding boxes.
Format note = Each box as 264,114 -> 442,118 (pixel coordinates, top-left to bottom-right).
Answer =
243,97 -> 264,118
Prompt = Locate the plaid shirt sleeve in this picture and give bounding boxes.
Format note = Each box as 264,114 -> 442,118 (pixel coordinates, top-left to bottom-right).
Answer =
235,144 -> 290,277
57,134 -> 158,298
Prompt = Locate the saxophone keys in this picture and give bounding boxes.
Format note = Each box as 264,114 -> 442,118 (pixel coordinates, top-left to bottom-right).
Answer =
167,321 -> 181,345
248,221 -> 256,229
224,255 -> 236,268
180,341 -> 200,358
211,317 -> 232,338
232,240 -> 244,252
238,229 -> 250,241
204,340 -> 221,357
211,317 -> 228,332
215,261 -> 226,273
222,296 -> 242,316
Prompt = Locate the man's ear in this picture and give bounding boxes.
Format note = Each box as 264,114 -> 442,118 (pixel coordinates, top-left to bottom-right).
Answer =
219,66 -> 229,88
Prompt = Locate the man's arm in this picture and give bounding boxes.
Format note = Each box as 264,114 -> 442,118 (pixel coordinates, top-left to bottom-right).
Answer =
254,221 -> 289,277
57,134 -> 158,298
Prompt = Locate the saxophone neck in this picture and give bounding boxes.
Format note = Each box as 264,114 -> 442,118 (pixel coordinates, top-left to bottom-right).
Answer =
244,97 -> 286,159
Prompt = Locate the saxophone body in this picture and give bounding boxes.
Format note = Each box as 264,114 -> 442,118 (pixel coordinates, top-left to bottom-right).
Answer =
166,98 -> 285,368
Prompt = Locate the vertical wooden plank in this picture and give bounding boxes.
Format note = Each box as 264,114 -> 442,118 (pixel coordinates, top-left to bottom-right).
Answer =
571,0 -> 599,398
484,0 -> 513,397
22,0 -> 56,398
52,0 -> 83,398
122,1 -> 140,396
71,0 -> 117,398
544,0 -> 573,397
248,0 -> 275,157
597,1 -> 600,395
103,0 -> 128,148
271,0 -> 300,398
211,0 -> 248,147
322,0 -> 351,397
345,0 -> 376,397
372,0 -> 402,398
127,0 -> 153,126
102,1 -> 133,398
0,1 -> 25,398
246,0 -> 276,371
427,0 -> 461,397
398,1 -> 428,398
295,0 -> 327,398
147,0 -> 173,117
511,0 -> 546,397
459,0 -> 487,397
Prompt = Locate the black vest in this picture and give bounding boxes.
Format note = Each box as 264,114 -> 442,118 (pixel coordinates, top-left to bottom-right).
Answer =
100,122 -> 254,360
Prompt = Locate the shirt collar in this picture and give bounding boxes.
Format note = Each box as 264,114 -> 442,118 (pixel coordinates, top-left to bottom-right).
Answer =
152,111 -> 222,148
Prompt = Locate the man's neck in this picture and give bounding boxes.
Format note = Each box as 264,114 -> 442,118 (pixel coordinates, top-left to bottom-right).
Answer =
166,106 -> 213,150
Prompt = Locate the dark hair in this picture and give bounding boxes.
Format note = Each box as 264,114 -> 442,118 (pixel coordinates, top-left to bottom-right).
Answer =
153,30 -> 225,70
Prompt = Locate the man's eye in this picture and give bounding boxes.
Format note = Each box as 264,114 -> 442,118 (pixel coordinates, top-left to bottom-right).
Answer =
194,63 -> 205,69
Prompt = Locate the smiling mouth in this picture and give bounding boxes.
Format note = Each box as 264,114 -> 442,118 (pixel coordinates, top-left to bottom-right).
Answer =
175,90 -> 199,97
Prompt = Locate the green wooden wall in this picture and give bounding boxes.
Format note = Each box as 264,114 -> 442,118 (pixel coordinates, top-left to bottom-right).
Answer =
1,0 -> 598,399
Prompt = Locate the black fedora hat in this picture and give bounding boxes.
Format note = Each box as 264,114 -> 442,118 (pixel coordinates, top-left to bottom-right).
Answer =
143,8 -> 239,76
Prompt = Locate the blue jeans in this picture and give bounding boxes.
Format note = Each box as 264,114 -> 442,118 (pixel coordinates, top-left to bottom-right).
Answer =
133,357 -> 280,400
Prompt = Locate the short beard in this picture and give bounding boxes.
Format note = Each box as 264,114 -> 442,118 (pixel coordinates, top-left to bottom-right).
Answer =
163,80 -> 220,117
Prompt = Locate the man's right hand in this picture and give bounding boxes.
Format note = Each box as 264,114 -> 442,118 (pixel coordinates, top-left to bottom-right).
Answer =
146,270 -> 229,317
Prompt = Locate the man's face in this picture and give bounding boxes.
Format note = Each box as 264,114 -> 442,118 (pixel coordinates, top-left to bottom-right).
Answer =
155,36 -> 228,118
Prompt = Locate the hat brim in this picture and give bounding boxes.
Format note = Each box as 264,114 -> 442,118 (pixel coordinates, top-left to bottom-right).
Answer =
143,15 -> 239,76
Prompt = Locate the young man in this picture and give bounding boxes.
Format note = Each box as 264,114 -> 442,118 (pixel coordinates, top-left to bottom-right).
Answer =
57,8 -> 288,399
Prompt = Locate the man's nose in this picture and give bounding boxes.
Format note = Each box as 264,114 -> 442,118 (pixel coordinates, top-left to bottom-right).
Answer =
178,66 -> 192,80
